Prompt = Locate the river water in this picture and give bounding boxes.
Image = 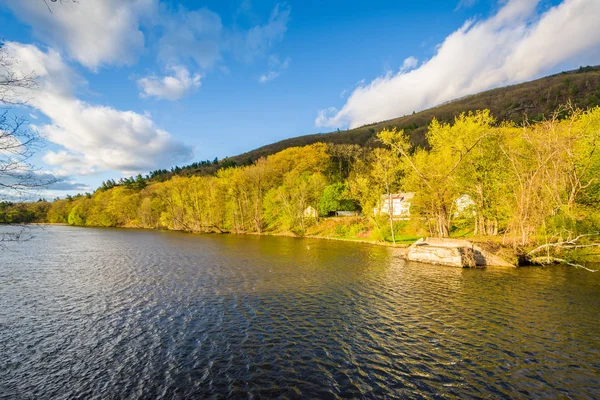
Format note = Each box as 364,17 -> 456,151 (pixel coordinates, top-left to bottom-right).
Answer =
1,225 -> 599,399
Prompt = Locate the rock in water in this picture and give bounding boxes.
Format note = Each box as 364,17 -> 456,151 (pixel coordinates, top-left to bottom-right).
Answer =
406,238 -> 512,267
407,239 -> 476,267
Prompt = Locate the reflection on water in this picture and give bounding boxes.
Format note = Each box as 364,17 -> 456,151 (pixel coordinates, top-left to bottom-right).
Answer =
1,226 -> 599,398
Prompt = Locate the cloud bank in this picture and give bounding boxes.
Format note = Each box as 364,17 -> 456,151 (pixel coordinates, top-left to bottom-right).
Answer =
6,1 -> 292,100
3,0 -> 154,70
0,166 -> 90,201
4,42 -> 193,176
316,0 -> 600,129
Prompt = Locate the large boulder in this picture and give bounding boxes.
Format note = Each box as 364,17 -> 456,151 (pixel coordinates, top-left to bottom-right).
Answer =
407,239 -> 476,267
407,238 -> 514,267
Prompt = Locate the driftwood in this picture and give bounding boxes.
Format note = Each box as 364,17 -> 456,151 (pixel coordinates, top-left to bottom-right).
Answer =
528,233 -> 600,255
530,256 -> 598,273
527,233 -> 599,272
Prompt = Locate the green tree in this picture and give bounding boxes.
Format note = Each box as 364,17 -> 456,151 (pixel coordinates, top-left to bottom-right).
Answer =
370,148 -> 402,243
379,111 -> 495,237
319,183 -> 344,215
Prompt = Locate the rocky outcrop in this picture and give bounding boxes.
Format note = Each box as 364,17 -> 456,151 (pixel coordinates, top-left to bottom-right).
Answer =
407,238 -> 514,268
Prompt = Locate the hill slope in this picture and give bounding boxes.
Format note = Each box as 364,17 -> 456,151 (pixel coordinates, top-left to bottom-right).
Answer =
158,66 -> 600,179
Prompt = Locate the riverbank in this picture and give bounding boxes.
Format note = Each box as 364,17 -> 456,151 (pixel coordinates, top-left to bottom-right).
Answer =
14,222 -> 526,266
31,222 -> 70,226
243,230 -> 411,248
9,221 -> 598,268
14,221 -> 411,249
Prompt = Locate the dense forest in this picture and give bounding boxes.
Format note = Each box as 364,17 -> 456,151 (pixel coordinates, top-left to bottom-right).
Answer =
4,105 -> 600,264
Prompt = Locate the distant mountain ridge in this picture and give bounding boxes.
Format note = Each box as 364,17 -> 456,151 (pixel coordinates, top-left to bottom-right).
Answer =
154,66 -> 600,180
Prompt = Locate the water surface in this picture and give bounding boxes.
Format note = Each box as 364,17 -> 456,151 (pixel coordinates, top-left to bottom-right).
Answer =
1,226 -> 599,398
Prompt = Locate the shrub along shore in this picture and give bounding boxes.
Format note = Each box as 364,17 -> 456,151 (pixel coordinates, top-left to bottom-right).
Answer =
3,107 -> 600,266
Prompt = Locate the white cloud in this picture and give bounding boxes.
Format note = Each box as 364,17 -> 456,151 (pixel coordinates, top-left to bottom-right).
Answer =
157,7 -> 223,70
315,107 -> 339,128
4,42 -> 193,175
47,180 -> 90,191
157,2 -> 290,71
259,71 -> 280,84
277,57 -> 291,70
339,78 -> 366,99
19,170 -> 89,191
258,55 -> 290,83
3,0 -> 154,70
316,0 -> 600,129
0,162 -> 89,201
153,3 -> 290,87
237,3 -> 290,62
455,0 -> 480,10
4,1 -> 291,86
137,66 -> 202,100
400,56 -> 418,72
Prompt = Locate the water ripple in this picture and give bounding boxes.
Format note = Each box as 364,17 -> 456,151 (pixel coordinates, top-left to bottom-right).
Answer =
1,226 -> 599,399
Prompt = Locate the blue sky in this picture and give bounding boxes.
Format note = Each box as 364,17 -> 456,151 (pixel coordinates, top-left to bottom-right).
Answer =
0,0 -> 598,198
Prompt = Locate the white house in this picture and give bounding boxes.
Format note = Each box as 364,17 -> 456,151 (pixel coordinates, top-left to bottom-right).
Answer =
374,193 -> 415,219
304,206 -> 318,218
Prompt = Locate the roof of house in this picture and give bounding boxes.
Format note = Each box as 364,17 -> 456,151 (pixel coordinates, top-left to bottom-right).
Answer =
381,192 -> 415,201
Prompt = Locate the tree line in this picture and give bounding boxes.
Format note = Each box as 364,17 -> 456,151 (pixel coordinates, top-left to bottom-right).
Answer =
3,106 -> 600,253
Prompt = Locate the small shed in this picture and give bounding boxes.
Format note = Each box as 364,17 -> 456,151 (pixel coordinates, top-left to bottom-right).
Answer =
335,211 -> 360,217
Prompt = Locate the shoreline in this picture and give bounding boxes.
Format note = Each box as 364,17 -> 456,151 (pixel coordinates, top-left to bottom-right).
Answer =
0,222 -> 535,268
32,223 -> 70,226
25,222 -> 412,249
14,223 -> 599,269
12,223 -> 522,265
243,230 -> 412,249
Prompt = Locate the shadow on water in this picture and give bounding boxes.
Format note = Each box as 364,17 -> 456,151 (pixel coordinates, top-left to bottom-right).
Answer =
1,225 -> 599,398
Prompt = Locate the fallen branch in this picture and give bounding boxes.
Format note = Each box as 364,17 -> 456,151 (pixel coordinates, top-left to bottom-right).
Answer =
531,256 -> 598,273
528,232 -> 600,256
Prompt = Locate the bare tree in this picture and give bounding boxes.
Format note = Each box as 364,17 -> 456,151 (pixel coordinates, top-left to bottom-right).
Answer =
0,43 -> 54,243
42,0 -> 78,14
0,43 -> 49,197
0,45 -> 36,104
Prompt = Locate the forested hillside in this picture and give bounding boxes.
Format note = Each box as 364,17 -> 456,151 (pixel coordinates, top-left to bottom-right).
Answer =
169,65 -> 600,179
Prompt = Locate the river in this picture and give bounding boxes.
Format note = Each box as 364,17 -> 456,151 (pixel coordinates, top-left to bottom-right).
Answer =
1,225 -> 599,398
